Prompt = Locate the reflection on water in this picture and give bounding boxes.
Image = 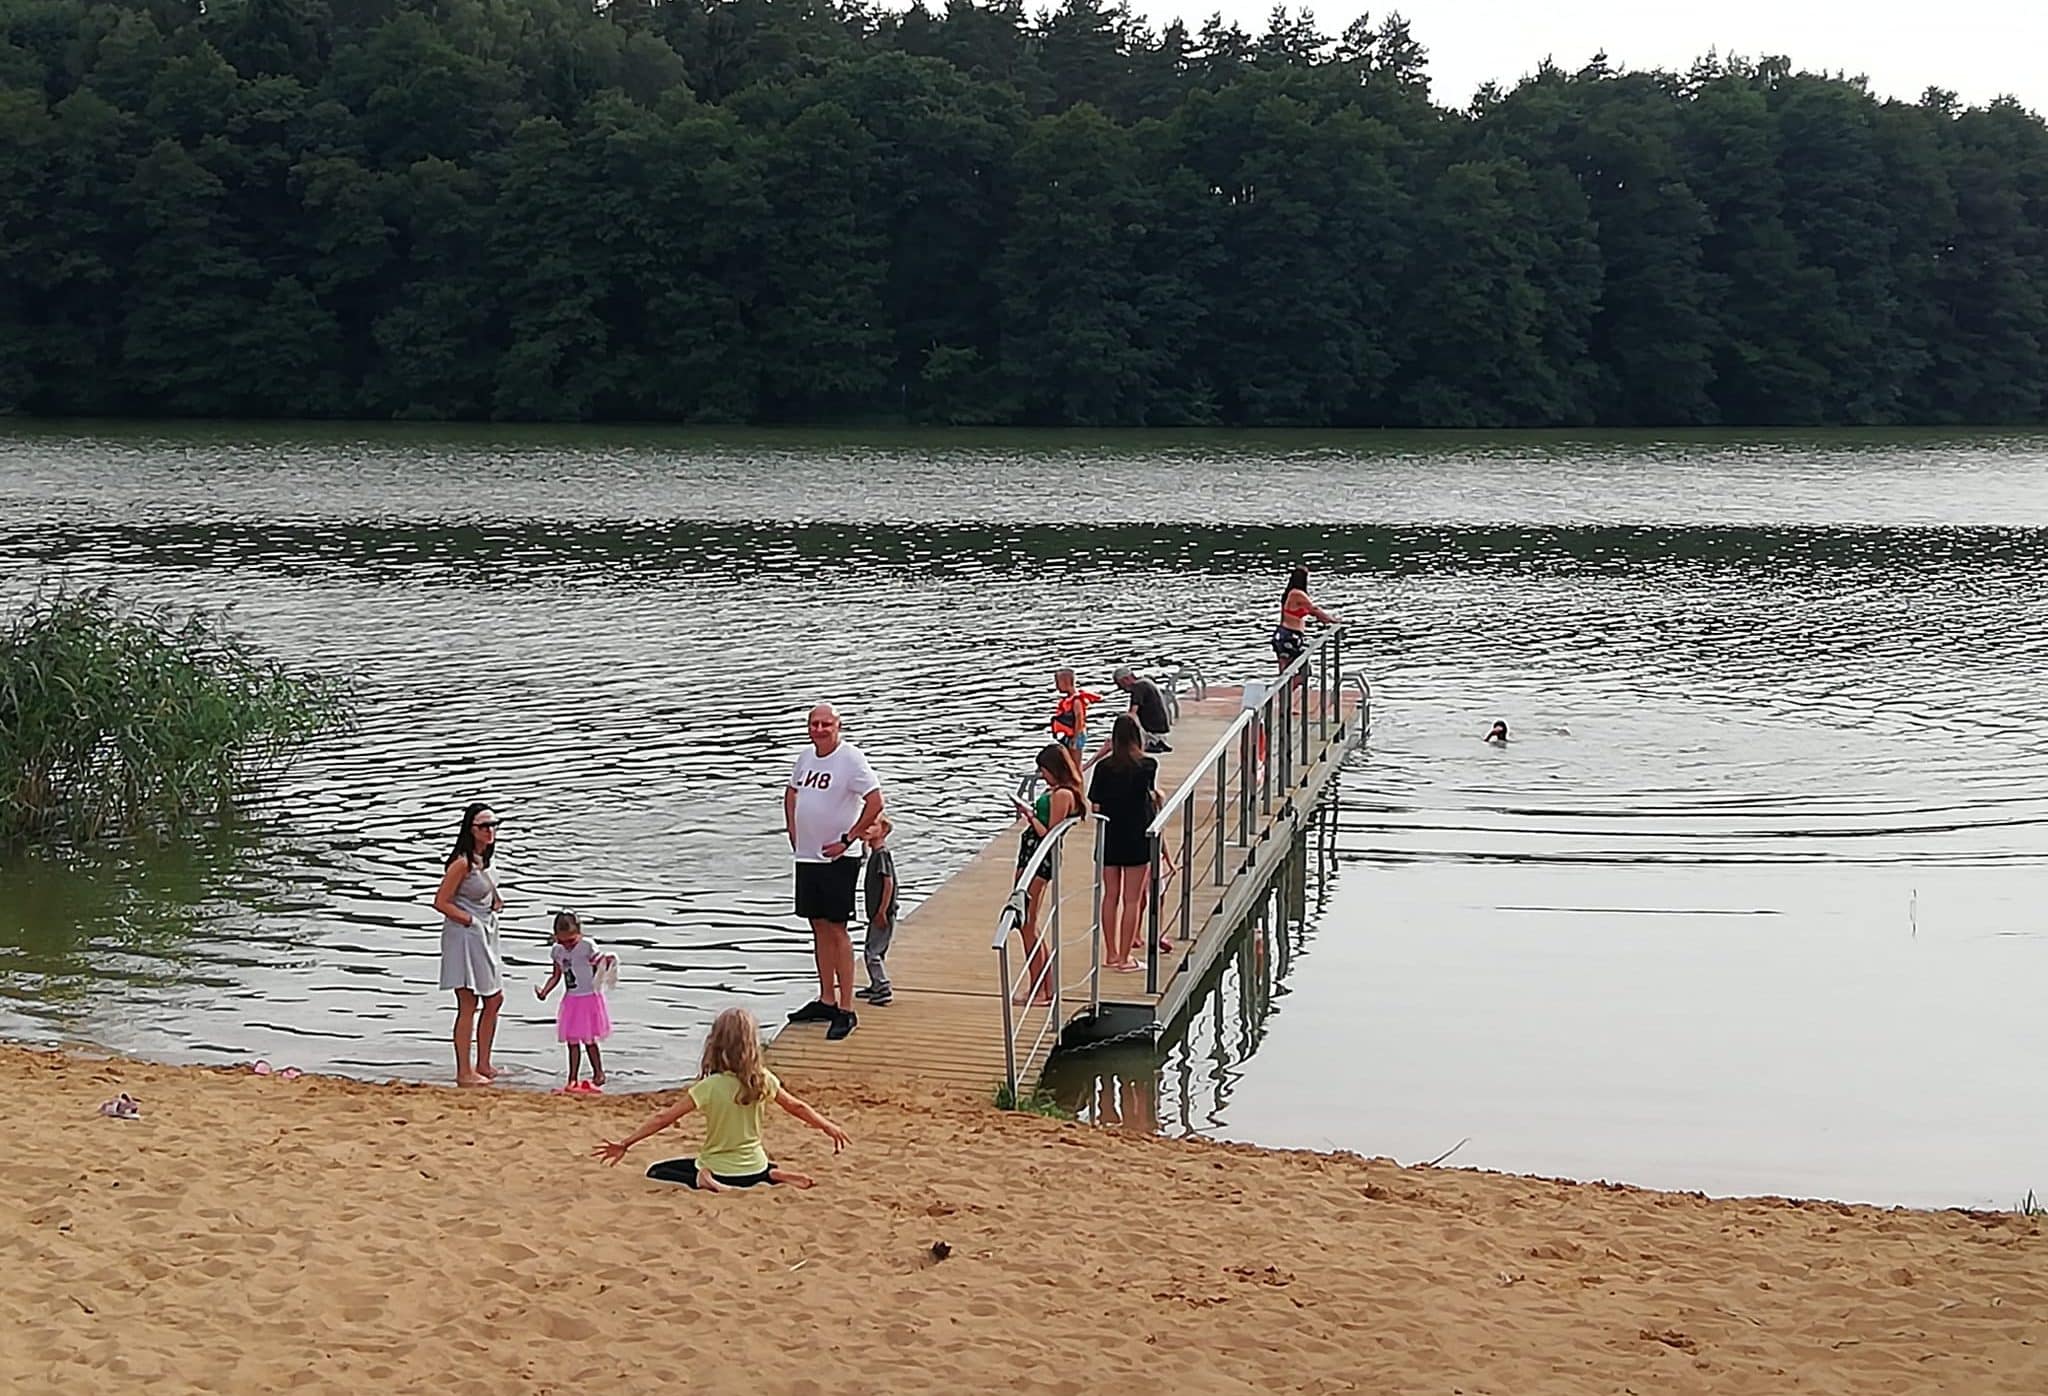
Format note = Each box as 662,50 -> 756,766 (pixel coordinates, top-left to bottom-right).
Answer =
1042,800 -> 1341,1134
0,824 -> 280,1008
3,424 -> 2047,1205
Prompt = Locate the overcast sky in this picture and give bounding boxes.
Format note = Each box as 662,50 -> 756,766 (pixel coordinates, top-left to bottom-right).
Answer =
1153,0 -> 2045,114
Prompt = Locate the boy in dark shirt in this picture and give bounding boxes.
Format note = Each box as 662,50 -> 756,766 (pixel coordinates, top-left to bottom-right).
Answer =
856,816 -> 900,1007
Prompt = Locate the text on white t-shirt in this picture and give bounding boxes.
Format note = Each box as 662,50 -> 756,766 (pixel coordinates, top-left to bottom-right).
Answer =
789,741 -> 881,862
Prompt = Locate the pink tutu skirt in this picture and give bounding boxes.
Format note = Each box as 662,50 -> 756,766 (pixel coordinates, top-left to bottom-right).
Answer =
557,992 -> 612,1044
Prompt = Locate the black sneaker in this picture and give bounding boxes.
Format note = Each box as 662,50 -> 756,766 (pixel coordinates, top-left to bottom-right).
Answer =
826,1009 -> 858,1040
868,988 -> 893,1007
787,999 -> 835,1024
854,985 -> 876,1001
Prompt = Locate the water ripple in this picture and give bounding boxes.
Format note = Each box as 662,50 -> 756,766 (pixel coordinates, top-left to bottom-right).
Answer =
3,426 -> 2045,1095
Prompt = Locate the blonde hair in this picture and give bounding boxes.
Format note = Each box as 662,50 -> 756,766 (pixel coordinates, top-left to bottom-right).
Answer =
700,1007 -> 770,1106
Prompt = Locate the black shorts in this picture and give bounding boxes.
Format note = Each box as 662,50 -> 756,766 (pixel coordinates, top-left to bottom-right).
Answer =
646,1158 -> 777,1189
1272,625 -> 1305,661
1016,833 -> 1053,884
794,857 -> 860,922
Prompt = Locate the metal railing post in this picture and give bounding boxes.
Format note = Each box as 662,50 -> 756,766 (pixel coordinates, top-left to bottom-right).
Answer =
1145,834 -> 1163,996
1300,661 -> 1311,774
1049,839 -> 1063,1014
1213,748 -> 1226,885
1179,797 -> 1194,943
997,942 -> 1017,1099
1090,818 -> 1105,1016
1333,628 -> 1345,733
1321,635 -> 1332,743
1237,721 -> 1253,848
1279,688 -> 1291,792
1261,702 -> 1273,816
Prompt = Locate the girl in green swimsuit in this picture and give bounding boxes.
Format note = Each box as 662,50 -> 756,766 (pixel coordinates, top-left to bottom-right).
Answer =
1009,744 -> 1086,1007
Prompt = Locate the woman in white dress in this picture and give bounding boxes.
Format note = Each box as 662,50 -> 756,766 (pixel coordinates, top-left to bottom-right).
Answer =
432,802 -> 505,1086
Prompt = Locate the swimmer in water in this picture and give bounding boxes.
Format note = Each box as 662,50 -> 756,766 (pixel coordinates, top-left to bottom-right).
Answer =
1484,720 -> 1509,744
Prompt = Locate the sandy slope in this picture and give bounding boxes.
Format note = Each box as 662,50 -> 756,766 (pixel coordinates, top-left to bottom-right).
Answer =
2,1047 -> 2042,1394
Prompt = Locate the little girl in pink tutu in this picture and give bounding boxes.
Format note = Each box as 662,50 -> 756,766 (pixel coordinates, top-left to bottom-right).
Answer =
537,911 -> 612,1092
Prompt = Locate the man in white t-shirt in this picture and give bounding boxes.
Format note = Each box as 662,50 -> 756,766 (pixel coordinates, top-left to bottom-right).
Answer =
784,703 -> 885,1040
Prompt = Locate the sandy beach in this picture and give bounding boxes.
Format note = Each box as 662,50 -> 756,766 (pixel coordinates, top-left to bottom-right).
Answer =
3,1046 -> 2042,1395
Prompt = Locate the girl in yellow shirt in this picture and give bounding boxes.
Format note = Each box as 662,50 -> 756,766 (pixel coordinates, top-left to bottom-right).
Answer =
594,1008 -> 849,1190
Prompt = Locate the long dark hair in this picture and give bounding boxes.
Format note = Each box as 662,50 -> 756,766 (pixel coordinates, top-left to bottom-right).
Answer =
1035,742 -> 1086,818
1099,714 -> 1145,774
449,801 -> 494,868
1283,565 -> 1310,602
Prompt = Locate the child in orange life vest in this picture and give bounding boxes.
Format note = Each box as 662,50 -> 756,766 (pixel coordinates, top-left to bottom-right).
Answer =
1050,668 -> 1103,758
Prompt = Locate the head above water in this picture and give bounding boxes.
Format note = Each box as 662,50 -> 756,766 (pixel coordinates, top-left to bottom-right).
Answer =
1486,720 -> 1509,742
701,1006 -> 770,1106
807,703 -> 842,754
552,910 -> 582,944
450,801 -> 497,867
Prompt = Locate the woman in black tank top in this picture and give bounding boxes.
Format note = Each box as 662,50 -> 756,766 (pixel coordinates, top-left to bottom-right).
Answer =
1087,717 -> 1159,972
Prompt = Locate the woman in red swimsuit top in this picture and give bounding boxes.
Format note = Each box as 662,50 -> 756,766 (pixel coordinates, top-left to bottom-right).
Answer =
1272,565 -> 1336,668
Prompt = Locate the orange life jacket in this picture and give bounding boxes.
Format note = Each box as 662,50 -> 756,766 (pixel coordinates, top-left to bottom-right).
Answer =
1050,689 -> 1102,737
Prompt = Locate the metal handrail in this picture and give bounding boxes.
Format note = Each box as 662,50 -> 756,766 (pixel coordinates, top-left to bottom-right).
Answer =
1136,623 -> 1357,995
1146,709 -> 1254,837
1141,657 -> 1208,721
991,635 -> 1362,1095
990,814 -> 1086,946
1143,627 -> 1336,842
991,810 -> 1104,1097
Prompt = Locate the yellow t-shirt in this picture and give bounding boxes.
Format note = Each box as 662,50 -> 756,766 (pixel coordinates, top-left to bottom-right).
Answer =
688,1069 -> 782,1177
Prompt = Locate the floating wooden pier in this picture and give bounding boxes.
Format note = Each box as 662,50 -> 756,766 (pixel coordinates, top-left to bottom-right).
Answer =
766,629 -> 1368,1095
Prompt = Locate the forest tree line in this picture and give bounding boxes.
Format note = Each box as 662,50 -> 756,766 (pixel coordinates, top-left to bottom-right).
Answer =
3,0 -> 2047,426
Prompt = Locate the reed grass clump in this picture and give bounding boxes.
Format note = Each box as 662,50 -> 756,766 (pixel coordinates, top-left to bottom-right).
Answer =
0,587 -> 351,842
992,1081 -> 1074,1119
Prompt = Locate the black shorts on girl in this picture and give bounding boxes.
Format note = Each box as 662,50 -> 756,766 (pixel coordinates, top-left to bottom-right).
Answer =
646,1158 -> 778,1189
1015,830 -> 1053,883
1271,625 -> 1305,661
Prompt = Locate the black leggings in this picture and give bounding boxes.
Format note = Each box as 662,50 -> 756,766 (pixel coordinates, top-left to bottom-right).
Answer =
646,1158 -> 777,1189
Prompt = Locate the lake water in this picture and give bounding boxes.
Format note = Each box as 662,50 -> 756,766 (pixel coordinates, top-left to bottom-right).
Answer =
4,422 -> 2045,1210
